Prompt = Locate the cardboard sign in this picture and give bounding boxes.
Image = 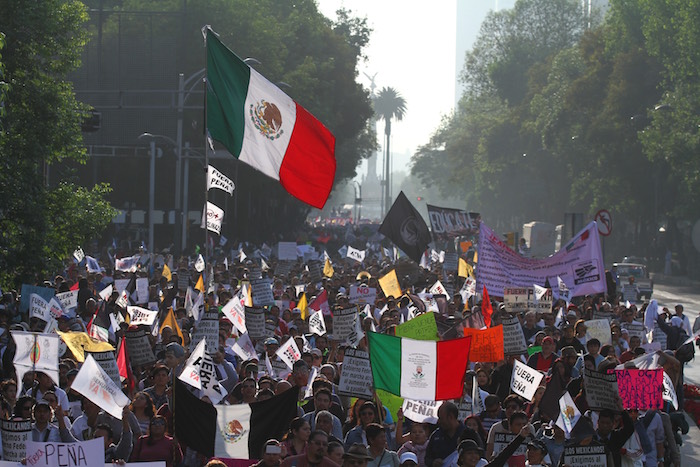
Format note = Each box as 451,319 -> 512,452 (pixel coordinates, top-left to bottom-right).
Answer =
462,325 -> 504,362
503,288 -> 529,313
191,312 -> 219,354
244,307 -> 267,341
615,368 -> 663,410
502,316 -> 527,355
585,319 -> 612,345
55,290 -> 78,312
25,436 -> 103,467
378,269 -> 402,299
29,294 -> 51,322
86,350 -> 120,386
401,399 -> 442,424
563,442 -> 607,467
124,328 -> 156,367
307,261 -> 322,284
511,360 -> 544,401
338,348 -> 373,398
278,242 -> 298,261
493,432 -> 527,457
622,321 -> 645,342
583,368 -> 621,411
251,278 -> 274,306
349,286 -> 377,306
20,284 -> 55,313
395,312 -> 438,341
332,307 -> 358,342
0,419 -> 31,461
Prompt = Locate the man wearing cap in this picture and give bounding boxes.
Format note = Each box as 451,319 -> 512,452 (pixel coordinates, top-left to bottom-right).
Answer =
399,452 -> 418,467
342,443 -> 374,467
557,324 -> 584,354
525,438 -> 548,467
526,336 -> 556,372
31,400 -> 77,442
28,371 -> 70,412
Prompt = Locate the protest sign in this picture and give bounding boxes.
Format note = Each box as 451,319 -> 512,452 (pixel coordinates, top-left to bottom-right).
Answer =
503,288 -> 529,313
511,360 -> 544,401
493,432 -> 527,458
378,270 -> 402,299
615,368 -> 663,410
244,307 -> 267,341
20,284 -> 55,313
308,310 -> 327,336
177,271 -> 190,291
349,285 -> 377,306
275,261 -> 294,278
502,316 -> 527,355
662,371 -> 679,410
207,164 -> 235,194
124,328 -> 156,367
12,332 -> 60,394
429,280 -> 451,301
71,355 -> 129,420
0,419 -> 31,462
401,399 -> 442,424
55,290 -> 78,313
346,246 -> 366,263
201,201 -> 224,234
278,242 -> 298,261
528,286 -> 553,312
307,261 -> 322,284
276,338 -> 302,369
477,222 -> 606,297
251,278 -> 274,307
622,321 -> 646,342
191,312 -> 220,354
557,391 -> 581,436
332,307 -> 358,342
338,348 -> 373,399
179,339 -> 207,390
47,298 -> 65,320
127,306 -> 157,327
86,350 -> 120,386
443,253 -> 459,272
25,436 -> 103,467
221,294 -> 247,335
462,325 -> 504,362
232,333 -> 257,362
29,294 -> 51,322
135,278 -> 149,304
562,442 -> 607,467
583,368 -> 621,411
651,324 -> 667,350
426,205 -> 479,240
585,319 -> 612,345
57,331 -> 114,363
395,312 -> 438,341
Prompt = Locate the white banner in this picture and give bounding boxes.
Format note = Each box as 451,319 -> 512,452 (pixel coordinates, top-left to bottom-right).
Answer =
477,222 -> 606,297
207,164 -> 235,195
401,399 -> 442,424
337,348 -> 373,399
232,333 -> 257,361
127,306 -> 157,326
29,294 -> 51,322
201,201 -> 224,235
26,437 -> 103,467
1,419 -> 31,462
346,246 -> 366,263
308,310 -> 327,336
348,286 -> 377,306
115,255 -> 139,273
70,354 -> 129,420
12,332 -> 60,394
221,293 -> 247,335
511,360 -> 544,401
275,338 -> 301,369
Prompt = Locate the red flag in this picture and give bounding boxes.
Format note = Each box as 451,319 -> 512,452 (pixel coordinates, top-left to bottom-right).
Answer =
117,337 -> 135,394
70,281 -> 79,291
481,285 -> 493,328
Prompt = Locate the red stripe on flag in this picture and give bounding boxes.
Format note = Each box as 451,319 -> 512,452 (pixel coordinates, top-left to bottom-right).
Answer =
279,103 -> 336,209
435,336 -> 472,400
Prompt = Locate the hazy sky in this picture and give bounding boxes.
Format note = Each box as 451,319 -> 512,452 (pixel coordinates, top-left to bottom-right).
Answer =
318,1 -> 459,175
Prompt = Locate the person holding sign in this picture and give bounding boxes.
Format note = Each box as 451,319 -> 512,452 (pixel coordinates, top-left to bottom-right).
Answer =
30,399 -> 77,443
130,415 -> 182,466
593,409 -> 635,467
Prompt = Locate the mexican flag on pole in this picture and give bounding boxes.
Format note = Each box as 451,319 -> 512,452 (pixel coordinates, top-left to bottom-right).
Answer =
206,27 -> 336,209
367,332 -> 472,401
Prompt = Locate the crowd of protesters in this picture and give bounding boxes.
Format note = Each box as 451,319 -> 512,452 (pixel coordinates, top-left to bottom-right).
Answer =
0,223 -> 694,467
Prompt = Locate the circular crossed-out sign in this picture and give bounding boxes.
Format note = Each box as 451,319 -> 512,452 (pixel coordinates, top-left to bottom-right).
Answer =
595,209 -> 612,236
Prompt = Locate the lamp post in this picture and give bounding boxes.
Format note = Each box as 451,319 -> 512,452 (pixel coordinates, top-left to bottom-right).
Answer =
353,181 -> 362,223
136,135 -> 161,254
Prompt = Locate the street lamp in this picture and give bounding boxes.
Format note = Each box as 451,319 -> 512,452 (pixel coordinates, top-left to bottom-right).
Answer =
137,133 -> 166,254
353,181 -> 362,223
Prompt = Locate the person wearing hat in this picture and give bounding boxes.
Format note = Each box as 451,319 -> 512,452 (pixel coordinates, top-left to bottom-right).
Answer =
556,323 -> 584,354
263,337 -> 280,360
31,399 -> 77,442
342,443 -> 374,467
526,336 -> 556,372
28,370 -> 70,413
454,439 -> 485,467
164,342 -> 185,371
399,452 -> 418,467
525,439 -> 548,467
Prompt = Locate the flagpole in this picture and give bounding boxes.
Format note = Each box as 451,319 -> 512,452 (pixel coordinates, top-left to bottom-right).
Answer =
203,27 -> 211,279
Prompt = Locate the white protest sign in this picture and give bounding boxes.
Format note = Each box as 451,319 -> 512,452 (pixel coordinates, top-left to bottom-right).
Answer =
12,332 -> 60,394
86,350 -> 121,386
55,291 -> 78,313
308,310 -> 327,336
115,255 -> 139,273
135,277 -> 149,304
557,276 -> 571,302
191,312 -> 219,354
0,419 -> 31,461
85,256 -> 101,273
198,349 -> 228,404
71,354 -> 129,420
663,371 -> 678,410
502,316 -> 527,355
29,294 -> 51,322
333,307 -> 358,342
207,165 -> 235,195
98,284 -> 113,301
25,437 -> 104,467
429,280 -> 450,300
47,298 -> 66,320
179,339 -> 207,390
511,360 -> 544,401
563,443 -> 607,467
337,348 -> 373,398
73,247 -> 85,263
244,307 -> 267,341
493,432 -> 527,458
201,201 -> 224,234
346,246 -> 366,263
459,277 -> 476,303
401,399 -> 443,424
503,288 -> 529,313
583,368 -> 621,411
124,328 -> 156,367
277,242 -> 298,261
251,278 -> 275,307
127,306 -> 158,326
276,338 -> 302,369
221,293 -> 247,335
232,333 -> 257,361
585,319 -> 612,345
348,286 -> 377,306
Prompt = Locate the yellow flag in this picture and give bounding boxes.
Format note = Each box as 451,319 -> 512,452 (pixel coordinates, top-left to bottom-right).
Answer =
162,263 -> 172,281
458,258 -> 474,279
57,331 -> 115,363
298,293 -> 309,320
160,307 -> 184,343
378,269 -> 402,299
323,258 -> 334,278
194,274 -> 205,293
473,251 -> 478,263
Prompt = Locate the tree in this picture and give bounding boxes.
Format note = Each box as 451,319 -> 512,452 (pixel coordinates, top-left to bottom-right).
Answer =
373,86 -> 406,214
0,0 -> 116,287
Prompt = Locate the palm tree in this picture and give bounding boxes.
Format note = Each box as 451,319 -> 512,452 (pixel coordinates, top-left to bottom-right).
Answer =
373,87 -> 406,215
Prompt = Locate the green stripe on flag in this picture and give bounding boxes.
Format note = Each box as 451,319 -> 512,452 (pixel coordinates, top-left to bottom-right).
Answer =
368,332 -> 401,396
206,30 -> 251,159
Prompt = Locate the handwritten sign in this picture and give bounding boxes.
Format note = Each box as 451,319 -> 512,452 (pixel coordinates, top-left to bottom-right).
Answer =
503,287 -> 529,313
585,319 -> 612,345
402,399 -> 442,424
338,348 -> 373,398
615,369 -> 663,410
462,325 -> 504,362
25,436 -> 103,467
511,360 -> 544,401
55,291 -> 78,313
251,278 -> 274,306
378,270 -> 402,299
278,242 -> 298,261
333,307 -> 358,342
502,316 -> 527,355
395,312 -> 438,341
125,328 -> 156,367
349,286 -> 377,306
244,307 -> 267,341
191,312 -> 220,354
1,419 -> 31,461
583,368 -> 621,411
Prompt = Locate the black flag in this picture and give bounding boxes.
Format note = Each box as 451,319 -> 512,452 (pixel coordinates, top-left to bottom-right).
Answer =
174,379 -> 216,457
379,191 -> 431,263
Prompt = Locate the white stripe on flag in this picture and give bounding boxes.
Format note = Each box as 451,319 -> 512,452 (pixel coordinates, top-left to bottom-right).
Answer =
216,404 -> 253,459
400,339 -> 437,400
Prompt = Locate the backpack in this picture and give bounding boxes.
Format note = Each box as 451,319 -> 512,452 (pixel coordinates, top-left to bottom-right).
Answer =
675,332 -> 695,363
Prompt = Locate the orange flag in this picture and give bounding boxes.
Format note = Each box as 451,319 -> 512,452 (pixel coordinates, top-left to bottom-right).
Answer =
194,274 -> 205,293
481,285 -> 493,328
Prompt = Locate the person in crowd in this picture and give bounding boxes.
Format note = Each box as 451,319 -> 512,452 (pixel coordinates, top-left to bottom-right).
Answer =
342,443 -> 374,467
281,430 -> 339,467
282,417 -> 312,458
144,364 -> 170,410
130,391 -> 157,435
100,406 -> 134,463
252,439 -> 285,467
526,336 -> 557,372
303,388 -> 343,440
366,422 -> 400,467
30,400 -> 76,442
396,409 -> 430,466
426,402 -> 481,467
130,415 -> 182,467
